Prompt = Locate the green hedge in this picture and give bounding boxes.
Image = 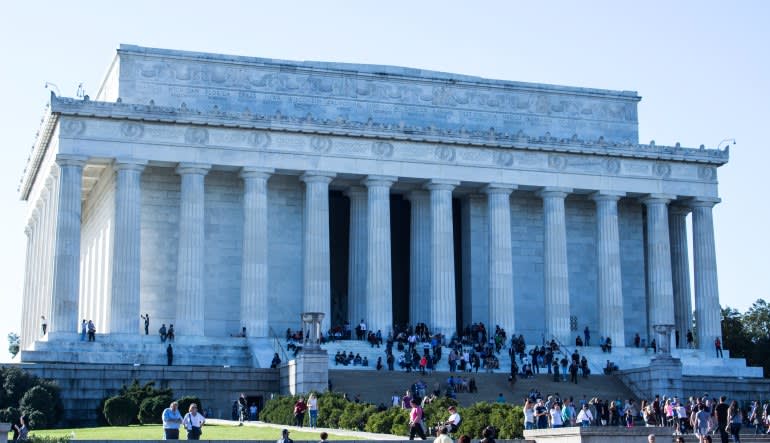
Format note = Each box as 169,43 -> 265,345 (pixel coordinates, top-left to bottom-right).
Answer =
261,392 -> 524,439
177,396 -> 203,417
0,367 -> 64,429
103,395 -> 138,426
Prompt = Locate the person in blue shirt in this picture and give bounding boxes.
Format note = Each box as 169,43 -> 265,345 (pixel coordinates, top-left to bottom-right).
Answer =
162,401 -> 183,440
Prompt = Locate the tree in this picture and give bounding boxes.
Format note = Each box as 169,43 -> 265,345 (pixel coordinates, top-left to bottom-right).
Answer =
742,299 -> 770,342
7,333 -> 19,359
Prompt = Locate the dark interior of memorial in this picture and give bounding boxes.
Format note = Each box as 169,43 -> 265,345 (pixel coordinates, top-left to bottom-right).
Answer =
328,191 -> 464,333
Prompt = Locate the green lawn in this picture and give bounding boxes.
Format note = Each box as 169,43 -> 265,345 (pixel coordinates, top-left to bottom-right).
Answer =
31,424 -> 360,440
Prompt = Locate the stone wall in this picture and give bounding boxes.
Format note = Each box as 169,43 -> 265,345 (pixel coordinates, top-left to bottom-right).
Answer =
8,363 -> 278,426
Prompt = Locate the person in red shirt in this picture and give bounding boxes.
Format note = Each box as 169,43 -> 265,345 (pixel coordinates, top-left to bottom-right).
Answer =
293,397 -> 308,427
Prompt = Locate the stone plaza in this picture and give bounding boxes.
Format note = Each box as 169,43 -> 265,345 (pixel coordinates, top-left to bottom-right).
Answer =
16,45 -> 759,383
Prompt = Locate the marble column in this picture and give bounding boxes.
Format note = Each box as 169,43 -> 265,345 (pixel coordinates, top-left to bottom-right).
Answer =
110,160 -> 146,334
240,167 -> 273,338
538,187 -> 572,344
20,219 -> 34,349
642,195 -> 676,345
691,198 -> 722,351
408,190 -> 431,326
426,179 -> 459,336
669,205 -> 693,347
484,184 -> 516,335
592,192 -> 626,347
301,171 -> 336,332
346,187 -> 367,328
175,163 -> 211,336
50,155 -> 87,334
364,176 -> 396,335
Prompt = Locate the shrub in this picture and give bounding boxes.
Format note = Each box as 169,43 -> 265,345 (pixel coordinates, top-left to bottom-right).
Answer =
20,386 -> 55,428
177,396 -> 203,416
0,406 -> 20,424
139,394 -> 174,425
35,380 -> 64,425
103,395 -> 138,426
364,406 -> 408,435
26,410 -> 47,430
2,367 -> 38,406
316,393 -> 349,428
338,403 -> 376,431
260,395 -> 295,425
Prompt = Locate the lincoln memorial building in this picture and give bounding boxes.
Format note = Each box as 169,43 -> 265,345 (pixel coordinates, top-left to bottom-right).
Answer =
18,45 -> 731,369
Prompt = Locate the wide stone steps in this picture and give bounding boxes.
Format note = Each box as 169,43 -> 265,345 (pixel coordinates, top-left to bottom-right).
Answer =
22,334 -> 254,367
327,368 -> 637,407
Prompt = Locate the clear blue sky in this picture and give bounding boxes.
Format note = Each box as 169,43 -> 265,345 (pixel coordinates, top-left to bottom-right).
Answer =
1,1 -> 768,361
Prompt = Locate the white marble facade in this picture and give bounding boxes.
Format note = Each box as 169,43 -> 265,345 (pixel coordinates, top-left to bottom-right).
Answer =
19,45 -> 729,357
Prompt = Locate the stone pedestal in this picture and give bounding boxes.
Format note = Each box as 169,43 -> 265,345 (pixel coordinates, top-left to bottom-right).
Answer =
616,356 -> 684,401
280,351 -> 328,395
0,422 -> 10,443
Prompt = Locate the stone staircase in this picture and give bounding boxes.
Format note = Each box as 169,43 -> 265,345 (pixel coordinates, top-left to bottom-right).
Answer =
318,338 -> 763,383
327,368 -> 637,407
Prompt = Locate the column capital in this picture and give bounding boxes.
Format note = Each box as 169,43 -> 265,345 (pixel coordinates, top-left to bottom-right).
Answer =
424,179 -> 460,192
300,171 -> 336,184
640,193 -> 676,205
114,159 -> 148,172
362,175 -> 398,188
55,154 -> 88,168
669,204 -> 692,216
240,167 -> 274,180
344,186 -> 367,198
483,183 -> 517,195
590,191 -> 625,202
175,163 -> 212,176
689,196 -> 721,208
536,187 -> 572,199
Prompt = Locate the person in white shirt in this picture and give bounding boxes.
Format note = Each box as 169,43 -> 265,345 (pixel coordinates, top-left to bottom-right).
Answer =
182,403 -> 205,440
577,404 -> 593,427
444,406 -> 461,433
550,404 -> 564,428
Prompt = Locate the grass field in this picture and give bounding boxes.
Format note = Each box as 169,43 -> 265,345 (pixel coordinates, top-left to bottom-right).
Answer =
31,424 -> 361,440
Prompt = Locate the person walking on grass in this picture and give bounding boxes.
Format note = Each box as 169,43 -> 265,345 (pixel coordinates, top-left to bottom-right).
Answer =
182,403 -> 205,440
162,401 -> 183,440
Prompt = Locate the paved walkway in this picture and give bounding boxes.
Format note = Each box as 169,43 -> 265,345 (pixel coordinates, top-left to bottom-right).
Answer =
206,418 -> 408,440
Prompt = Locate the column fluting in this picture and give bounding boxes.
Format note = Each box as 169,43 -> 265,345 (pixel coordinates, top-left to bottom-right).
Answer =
240,167 -> 273,338
364,176 -> 396,335
642,195 -> 676,346
592,192 -> 626,347
50,155 -> 87,334
691,198 -> 722,351
484,184 -> 516,336
301,171 -> 336,332
538,187 -> 572,344
110,160 -> 146,334
346,187 -> 367,328
669,205 -> 693,347
175,163 -> 211,336
426,180 -> 459,336
408,190 -> 431,327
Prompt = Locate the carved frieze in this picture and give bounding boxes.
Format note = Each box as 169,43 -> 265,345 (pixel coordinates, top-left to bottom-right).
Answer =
371,141 -> 394,158
653,162 -> 671,178
120,122 -> 144,139
247,131 -> 271,149
310,136 -> 332,153
184,127 -> 209,145
60,119 -> 85,137
548,154 -> 567,171
435,146 -> 456,162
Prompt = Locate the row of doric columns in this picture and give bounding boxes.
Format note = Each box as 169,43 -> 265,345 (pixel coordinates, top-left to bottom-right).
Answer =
37,156 -> 722,350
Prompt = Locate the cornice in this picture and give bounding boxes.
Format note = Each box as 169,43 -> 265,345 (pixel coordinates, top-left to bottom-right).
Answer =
19,94 -> 730,200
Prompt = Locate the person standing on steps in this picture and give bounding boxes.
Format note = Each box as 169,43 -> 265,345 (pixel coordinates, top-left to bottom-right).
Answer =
87,320 -> 96,341
166,344 -> 173,366
715,337 -> 724,358
141,313 -> 150,335
80,319 -> 87,341
41,316 -> 47,336
583,326 -> 590,347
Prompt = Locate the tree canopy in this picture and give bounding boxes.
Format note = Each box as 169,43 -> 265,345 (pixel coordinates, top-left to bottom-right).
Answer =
722,299 -> 770,377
